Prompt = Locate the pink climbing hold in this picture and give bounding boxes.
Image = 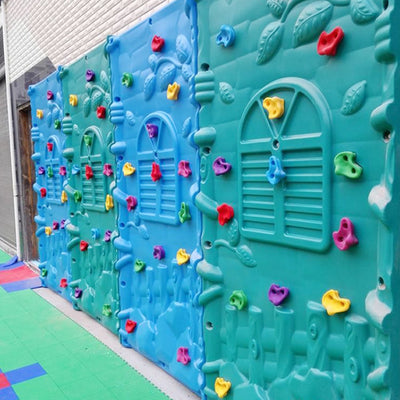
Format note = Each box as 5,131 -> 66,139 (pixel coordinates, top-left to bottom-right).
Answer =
177,347 -> 191,365
126,196 -> 137,211
217,203 -> 234,226
103,163 -> 113,176
47,90 -> 54,100
52,221 -> 59,230
178,160 -> 192,177
59,166 -> 66,176
333,217 -> 358,251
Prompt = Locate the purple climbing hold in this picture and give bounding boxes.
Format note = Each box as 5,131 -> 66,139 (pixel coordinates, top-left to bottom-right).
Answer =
86,69 -> 95,82
74,288 -> 83,298
146,124 -> 158,138
153,245 -> 165,260
268,284 -> 290,306
104,230 -> 112,242
212,157 -> 232,176
38,166 -> 45,175
60,219 -> 66,229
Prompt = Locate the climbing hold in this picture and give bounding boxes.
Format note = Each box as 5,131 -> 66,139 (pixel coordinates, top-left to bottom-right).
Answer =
167,82 -> 180,100
268,284 -> 290,306
71,165 -> 80,175
216,203 -> 234,225
317,27 -> 344,56
47,142 -> 53,151
85,165 -> 93,180
102,304 -> 112,317
333,217 -> 358,251
322,289 -> 351,316
40,188 -> 47,198
178,160 -> 192,177
80,240 -> 89,251
125,319 -> 137,333
36,109 -> 44,119
41,269 -> 48,277
104,230 -> 112,242
123,162 -> 136,176
59,278 -> 68,288
91,228 -> 100,240
45,226 -> 52,236
151,162 -> 162,181
74,191 -> 82,203
146,123 -> 158,138
177,347 -> 191,365
47,90 -> 54,100
97,106 -> 106,119
105,194 -> 114,211
60,219 -> 66,229
121,72 -> 134,87
134,259 -> 146,272
54,119 -> 61,129
178,202 -> 191,223
103,163 -> 113,176
151,35 -> 165,52
176,248 -> 190,265
52,221 -> 59,230
85,69 -> 95,82
212,157 -> 232,176
266,156 -> 286,185
83,134 -> 92,146
59,166 -> 66,176
263,96 -> 285,119
74,288 -> 83,298
216,25 -> 236,47
229,290 -> 248,310
69,94 -> 78,107
126,195 -> 137,211
61,190 -> 68,203
153,245 -> 165,260
47,166 -> 53,178
334,151 -> 362,179
215,377 -> 231,399
38,166 -> 45,175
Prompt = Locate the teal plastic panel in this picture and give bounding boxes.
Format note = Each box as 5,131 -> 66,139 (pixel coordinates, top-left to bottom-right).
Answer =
28,71 -> 71,300
60,45 -> 119,333
195,1 -> 399,399
107,0 -> 204,394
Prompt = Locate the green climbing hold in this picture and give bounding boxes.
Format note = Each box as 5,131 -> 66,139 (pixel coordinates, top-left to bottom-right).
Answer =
83,134 -> 92,146
41,268 -> 48,277
47,166 -> 53,178
74,191 -> 82,203
178,202 -> 191,223
102,304 -> 112,317
334,151 -> 363,179
134,259 -> 146,272
229,290 -> 248,310
121,72 -> 134,88
54,119 -> 61,129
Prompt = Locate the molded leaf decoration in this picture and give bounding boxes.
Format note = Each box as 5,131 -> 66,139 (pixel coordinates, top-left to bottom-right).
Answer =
256,21 -> 283,65
83,96 -> 91,117
182,64 -> 193,81
219,82 -> 235,104
52,107 -> 60,121
266,0 -> 287,18
148,54 -> 158,71
182,117 -> 192,137
144,73 -> 156,100
46,111 -> 52,128
341,80 -> 367,115
104,93 -> 111,105
235,245 -> 257,267
176,34 -> 192,64
133,210 -> 141,226
159,63 -> 177,91
91,90 -> 104,110
350,0 -> 379,24
228,219 -> 240,247
293,1 -> 333,47
138,225 -> 149,240
100,70 -> 110,92
126,111 -> 136,126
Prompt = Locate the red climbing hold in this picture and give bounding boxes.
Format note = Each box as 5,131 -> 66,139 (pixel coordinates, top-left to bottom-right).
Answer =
40,188 -> 47,198
59,278 -> 68,288
317,27 -> 344,56
125,319 -> 137,333
151,162 -> 162,182
80,240 -> 89,251
151,35 -> 165,52
47,142 -> 53,151
217,203 -> 234,226
85,165 -> 93,180
97,106 -> 106,119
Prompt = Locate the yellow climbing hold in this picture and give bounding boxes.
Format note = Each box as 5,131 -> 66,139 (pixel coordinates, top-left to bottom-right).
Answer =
167,82 -> 180,100
45,227 -> 52,236
36,109 -> 44,119
215,377 -> 231,398
123,162 -> 136,176
69,94 -> 78,107
263,96 -> 285,119
61,190 -> 68,203
322,289 -> 351,316
176,248 -> 190,265
105,194 -> 114,211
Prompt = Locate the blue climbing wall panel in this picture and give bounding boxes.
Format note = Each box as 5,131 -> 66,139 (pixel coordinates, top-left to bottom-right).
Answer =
107,0 -> 204,394
60,44 -> 119,334
29,71 -> 71,300
195,1 -> 400,400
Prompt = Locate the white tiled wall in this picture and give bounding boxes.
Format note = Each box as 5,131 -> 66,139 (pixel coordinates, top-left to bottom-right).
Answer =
4,0 -> 172,82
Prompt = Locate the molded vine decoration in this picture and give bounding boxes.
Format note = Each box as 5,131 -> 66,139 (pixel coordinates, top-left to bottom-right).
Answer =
123,210 -> 149,240
144,34 -> 193,101
259,0 -> 380,65
46,93 -> 63,128
214,219 -> 257,267
82,71 -> 112,117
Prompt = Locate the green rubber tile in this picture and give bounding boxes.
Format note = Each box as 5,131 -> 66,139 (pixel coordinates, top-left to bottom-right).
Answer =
111,382 -> 172,400
0,344 -> 38,371
0,248 -> 11,263
59,376 -> 110,400
13,375 -> 69,400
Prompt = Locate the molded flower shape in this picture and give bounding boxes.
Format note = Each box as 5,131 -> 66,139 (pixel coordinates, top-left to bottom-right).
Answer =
52,221 -> 59,230
178,202 -> 191,223
153,245 -> 165,260
178,160 -> 192,177
69,94 -> 78,107
146,123 -> 158,138
229,290 -> 248,310
102,304 -> 112,317
38,166 -> 45,175
332,217 -> 358,251
40,188 -> 47,198
215,377 -> 231,399
36,109 -> 43,119
59,166 -> 66,176
54,119 -> 61,129
105,194 -> 114,211
85,165 -> 93,180
216,25 -> 236,47
176,248 -> 190,265
216,203 -> 234,225
80,240 -> 89,251
134,259 -> 146,272
97,106 -> 106,119
121,72 -> 134,87
45,226 -> 52,236
103,163 -> 113,176
47,90 -> 54,100
74,288 -> 83,298
47,142 -> 53,151
167,82 -> 180,100
126,196 -> 137,211
125,319 -> 137,333
59,278 -> 68,288
263,96 -> 285,119
123,162 -> 136,176
151,162 -> 162,181
322,289 -> 351,316
151,35 -> 165,52
104,230 -> 112,242
177,347 -> 191,365
85,69 -> 95,82
317,27 -> 344,56
212,157 -> 232,176
61,190 -> 68,203
268,284 -> 290,306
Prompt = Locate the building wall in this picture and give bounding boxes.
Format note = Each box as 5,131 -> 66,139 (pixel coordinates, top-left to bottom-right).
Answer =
4,0 -> 172,83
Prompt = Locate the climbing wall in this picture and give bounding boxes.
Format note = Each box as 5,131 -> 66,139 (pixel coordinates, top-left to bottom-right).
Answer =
29,71 -> 71,300
60,45 -> 119,333
195,0 -> 399,399
107,0 -> 204,393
